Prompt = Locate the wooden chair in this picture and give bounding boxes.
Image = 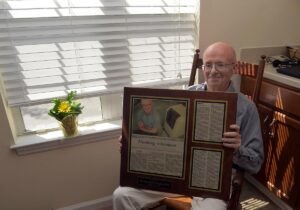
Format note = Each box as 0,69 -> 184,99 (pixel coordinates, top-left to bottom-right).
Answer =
188,49 -> 203,86
188,49 -> 266,104
143,50 -> 266,210
237,56 -> 266,104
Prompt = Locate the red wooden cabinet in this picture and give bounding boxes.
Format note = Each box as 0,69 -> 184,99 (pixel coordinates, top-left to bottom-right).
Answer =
257,104 -> 300,208
241,76 -> 300,209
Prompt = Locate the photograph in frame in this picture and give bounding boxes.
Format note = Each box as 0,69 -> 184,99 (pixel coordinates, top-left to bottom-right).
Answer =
120,87 -> 237,201
129,96 -> 189,178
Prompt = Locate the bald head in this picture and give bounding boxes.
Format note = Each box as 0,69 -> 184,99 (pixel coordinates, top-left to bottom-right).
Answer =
203,42 -> 236,63
141,98 -> 153,114
202,42 -> 237,92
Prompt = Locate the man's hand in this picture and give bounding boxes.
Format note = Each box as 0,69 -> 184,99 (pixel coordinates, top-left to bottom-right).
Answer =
222,124 -> 241,150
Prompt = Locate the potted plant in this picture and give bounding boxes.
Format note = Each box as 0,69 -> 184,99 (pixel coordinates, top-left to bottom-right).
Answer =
48,91 -> 84,137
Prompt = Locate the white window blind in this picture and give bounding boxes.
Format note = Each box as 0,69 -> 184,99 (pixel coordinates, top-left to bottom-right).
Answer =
0,0 -> 199,106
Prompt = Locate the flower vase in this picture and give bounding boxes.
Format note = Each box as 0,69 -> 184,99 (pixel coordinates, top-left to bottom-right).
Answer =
60,115 -> 78,137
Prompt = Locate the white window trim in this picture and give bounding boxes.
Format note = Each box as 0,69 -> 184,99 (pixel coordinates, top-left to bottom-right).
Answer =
10,81 -> 188,155
10,120 -> 121,155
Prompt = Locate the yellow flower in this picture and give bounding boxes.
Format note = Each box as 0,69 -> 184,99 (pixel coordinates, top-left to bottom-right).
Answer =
58,101 -> 71,113
49,91 -> 83,122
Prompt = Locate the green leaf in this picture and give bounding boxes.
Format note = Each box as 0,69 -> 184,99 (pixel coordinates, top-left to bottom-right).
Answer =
48,90 -> 84,122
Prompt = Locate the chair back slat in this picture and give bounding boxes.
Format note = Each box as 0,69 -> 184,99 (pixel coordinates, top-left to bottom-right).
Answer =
252,55 -> 266,103
236,61 -> 258,77
188,49 -> 202,86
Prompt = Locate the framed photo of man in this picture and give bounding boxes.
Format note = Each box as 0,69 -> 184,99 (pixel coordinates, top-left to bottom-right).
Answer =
120,87 -> 237,201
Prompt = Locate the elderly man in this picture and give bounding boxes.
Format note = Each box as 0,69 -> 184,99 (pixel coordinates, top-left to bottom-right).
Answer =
134,98 -> 162,135
113,42 -> 264,210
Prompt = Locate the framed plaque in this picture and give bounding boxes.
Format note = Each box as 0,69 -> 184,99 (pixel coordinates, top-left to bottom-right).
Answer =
120,87 -> 237,201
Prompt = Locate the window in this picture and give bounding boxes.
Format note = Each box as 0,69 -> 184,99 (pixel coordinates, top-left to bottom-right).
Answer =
0,0 -> 199,143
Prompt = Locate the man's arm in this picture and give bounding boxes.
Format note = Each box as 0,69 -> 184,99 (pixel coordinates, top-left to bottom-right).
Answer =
138,121 -> 159,134
231,102 -> 264,174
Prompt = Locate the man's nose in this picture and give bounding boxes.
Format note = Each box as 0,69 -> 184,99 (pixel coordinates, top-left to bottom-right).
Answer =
210,64 -> 218,73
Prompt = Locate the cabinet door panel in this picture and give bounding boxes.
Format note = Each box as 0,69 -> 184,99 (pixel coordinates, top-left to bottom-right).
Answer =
256,104 -> 300,208
259,80 -> 300,118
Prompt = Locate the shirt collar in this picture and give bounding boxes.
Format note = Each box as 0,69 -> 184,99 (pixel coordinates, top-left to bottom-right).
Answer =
226,81 -> 237,93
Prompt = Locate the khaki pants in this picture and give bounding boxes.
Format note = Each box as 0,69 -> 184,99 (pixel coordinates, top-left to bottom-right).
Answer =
113,186 -> 226,210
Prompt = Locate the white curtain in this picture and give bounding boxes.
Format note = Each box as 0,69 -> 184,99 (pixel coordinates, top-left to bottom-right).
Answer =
0,0 -> 199,106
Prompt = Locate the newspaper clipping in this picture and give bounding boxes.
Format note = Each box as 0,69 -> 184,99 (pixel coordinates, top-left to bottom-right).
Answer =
129,97 -> 188,178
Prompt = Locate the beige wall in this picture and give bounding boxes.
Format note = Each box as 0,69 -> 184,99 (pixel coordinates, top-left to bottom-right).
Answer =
0,93 -> 120,210
1,1 -> 300,210
199,0 -> 300,57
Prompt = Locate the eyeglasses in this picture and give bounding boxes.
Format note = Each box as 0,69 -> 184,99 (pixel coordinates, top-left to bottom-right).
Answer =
201,63 -> 235,72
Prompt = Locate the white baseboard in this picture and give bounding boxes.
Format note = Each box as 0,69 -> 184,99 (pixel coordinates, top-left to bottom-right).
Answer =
245,174 -> 292,210
55,196 -> 112,210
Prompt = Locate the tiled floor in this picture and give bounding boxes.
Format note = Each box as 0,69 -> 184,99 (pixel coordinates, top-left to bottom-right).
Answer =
239,179 -> 281,210
100,180 -> 282,210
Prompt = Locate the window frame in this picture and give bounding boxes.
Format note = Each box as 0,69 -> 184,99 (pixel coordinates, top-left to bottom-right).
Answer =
0,0 -> 199,155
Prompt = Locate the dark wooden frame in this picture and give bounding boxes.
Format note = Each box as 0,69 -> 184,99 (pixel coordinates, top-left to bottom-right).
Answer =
120,87 -> 237,201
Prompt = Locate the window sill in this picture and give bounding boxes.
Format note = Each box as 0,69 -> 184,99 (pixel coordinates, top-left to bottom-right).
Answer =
10,120 -> 122,156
